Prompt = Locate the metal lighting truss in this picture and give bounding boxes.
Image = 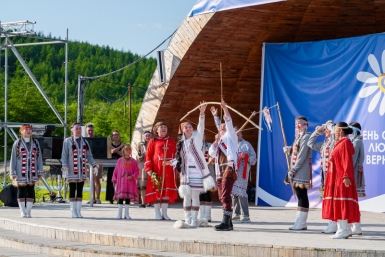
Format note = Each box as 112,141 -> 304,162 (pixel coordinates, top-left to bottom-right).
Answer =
0,21 -> 69,190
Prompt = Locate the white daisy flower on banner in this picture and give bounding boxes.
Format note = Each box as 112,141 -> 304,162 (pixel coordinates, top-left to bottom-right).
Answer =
357,50 -> 385,115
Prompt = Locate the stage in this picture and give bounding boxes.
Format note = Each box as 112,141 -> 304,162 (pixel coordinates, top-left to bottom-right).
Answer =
0,203 -> 384,256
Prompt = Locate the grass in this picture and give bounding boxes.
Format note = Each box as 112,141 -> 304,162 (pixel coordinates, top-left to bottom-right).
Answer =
36,180 -> 108,203
0,172 -> 109,206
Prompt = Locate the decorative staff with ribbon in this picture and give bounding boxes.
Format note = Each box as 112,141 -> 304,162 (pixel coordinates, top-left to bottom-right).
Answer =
160,139 -> 168,203
277,102 -> 296,198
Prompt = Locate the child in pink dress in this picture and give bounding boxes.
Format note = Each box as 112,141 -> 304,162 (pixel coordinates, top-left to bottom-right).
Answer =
112,144 -> 139,219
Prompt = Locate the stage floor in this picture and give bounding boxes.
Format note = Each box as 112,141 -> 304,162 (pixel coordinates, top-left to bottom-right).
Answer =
0,202 -> 384,256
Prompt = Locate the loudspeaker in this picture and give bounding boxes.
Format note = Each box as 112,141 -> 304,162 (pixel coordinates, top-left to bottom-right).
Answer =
36,137 -> 64,160
84,137 -> 111,159
156,50 -> 166,83
0,184 -> 18,207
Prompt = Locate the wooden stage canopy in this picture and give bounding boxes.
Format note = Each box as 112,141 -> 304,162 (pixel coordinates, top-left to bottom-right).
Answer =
132,0 -> 385,170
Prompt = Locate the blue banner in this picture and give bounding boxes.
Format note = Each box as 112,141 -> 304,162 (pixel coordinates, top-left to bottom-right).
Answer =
258,33 -> 385,212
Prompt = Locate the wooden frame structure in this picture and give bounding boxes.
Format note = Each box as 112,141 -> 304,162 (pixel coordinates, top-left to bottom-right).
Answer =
132,0 -> 385,184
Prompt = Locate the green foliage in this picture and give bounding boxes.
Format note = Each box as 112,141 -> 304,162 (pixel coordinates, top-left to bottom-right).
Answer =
0,35 -> 156,160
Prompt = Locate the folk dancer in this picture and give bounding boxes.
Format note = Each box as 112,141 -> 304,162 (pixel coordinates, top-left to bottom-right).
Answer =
284,116 -> 312,230
307,120 -> 337,233
106,130 -> 123,204
145,122 -> 178,220
61,122 -> 98,218
209,99 -> 239,231
173,102 -> 215,227
10,124 -> 43,218
322,122 -> 360,239
231,126 -> 257,223
85,122 -> 103,204
199,135 -> 216,222
348,122 -> 365,236
112,144 -> 139,219
136,131 -> 153,208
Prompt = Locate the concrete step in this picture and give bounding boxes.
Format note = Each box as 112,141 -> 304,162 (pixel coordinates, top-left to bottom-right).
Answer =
0,228 -> 223,257
0,246 -> 56,257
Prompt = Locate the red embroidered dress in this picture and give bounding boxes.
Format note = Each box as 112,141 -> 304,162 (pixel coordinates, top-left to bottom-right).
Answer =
322,137 -> 360,223
145,136 -> 178,204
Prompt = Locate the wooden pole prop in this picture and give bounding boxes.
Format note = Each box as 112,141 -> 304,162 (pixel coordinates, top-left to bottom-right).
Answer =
236,111 -> 257,133
160,139 -> 168,204
220,63 -> 223,121
276,102 -> 296,198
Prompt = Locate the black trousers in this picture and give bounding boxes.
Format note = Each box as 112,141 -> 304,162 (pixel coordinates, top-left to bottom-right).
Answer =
17,184 -> 35,199
69,181 -> 84,199
105,167 -> 115,201
199,191 -> 212,202
118,198 -> 130,205
295,187 -> 309,208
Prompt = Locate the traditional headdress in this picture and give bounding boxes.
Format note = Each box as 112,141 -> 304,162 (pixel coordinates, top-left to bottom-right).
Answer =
19,124 -> 32,133
295,116 -> 308,138
153,121 -> 166,135
178,122 -> 189,135
70,122 -> 81,134
349,122 -> 362,141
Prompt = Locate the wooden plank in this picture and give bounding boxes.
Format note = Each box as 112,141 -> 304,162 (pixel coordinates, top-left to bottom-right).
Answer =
180,21 -> 197,44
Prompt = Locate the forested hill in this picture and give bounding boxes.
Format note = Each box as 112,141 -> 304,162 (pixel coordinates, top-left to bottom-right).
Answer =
0,34 -> 156,147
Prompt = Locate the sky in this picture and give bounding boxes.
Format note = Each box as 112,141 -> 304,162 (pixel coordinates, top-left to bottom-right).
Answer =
1,1 -> 198,57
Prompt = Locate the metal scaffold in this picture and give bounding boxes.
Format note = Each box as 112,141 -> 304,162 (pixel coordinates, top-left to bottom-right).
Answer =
0,20 -> 69,191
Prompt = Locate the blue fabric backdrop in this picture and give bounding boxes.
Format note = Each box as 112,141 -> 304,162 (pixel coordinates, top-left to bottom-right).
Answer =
258,33 -> 385,212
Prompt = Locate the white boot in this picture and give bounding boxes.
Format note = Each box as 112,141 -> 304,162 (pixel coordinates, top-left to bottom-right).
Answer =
347,223 -> 353,237
205,205 -> 212,222
191,210 -> 198,227
124,205 -> 131,220
116,204 -> 123,219
322,220 -> 337,234
289,211 -> 300,230
25,202 -> 33,218
184,211 -> 192,225
76,201 -> 83,218
18,201 -> 27,218
154,203 -> 162,220
70,202 -> 78,218
161,203 -> 170,220
289,211 -> 308,230
199,205 -> 206,219
352,222 -> 363,235
330,220 -> 349,239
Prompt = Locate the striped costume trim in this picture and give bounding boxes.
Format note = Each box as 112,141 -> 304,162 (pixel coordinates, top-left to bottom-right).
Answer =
297,207 -> 309,212
20,144 -> 37,177
71,137 -> 87,176
323,196 -> 359,204
191,206 -> 200,211
188,139 -> 206,171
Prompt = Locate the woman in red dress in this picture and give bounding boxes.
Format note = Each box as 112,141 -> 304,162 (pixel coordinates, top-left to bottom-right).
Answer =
145,122 -> 178,220
322,122 -> 360,239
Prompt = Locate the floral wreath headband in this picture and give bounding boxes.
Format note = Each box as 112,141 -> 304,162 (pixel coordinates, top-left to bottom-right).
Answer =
295,119 -> 308,125
70,124 -> 82,133
349,126 -> 361,133
323,121 -> 335,132
349,125 -> 361,137
19,125 -> 32,133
